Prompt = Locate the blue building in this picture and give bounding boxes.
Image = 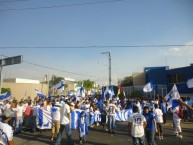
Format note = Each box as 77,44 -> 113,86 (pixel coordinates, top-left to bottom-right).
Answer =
144,65 -> 193,94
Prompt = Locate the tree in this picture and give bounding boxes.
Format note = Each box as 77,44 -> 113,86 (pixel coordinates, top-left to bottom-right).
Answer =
121,76 -> 133,87
131,90 -> 143,98
1,88 -> 11,94
83,80 -> 94,92
49,75 -> 64,86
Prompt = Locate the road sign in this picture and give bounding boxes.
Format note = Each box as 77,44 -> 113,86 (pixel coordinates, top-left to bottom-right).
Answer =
0,55 -> 22,66
0,55 -> 23,94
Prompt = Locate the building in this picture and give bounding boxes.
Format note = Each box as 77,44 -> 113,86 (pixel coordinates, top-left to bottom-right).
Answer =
2,78 -> 48,100
144,64 -> 193,96
132,72 -> 146,86
123,64 -> 193,97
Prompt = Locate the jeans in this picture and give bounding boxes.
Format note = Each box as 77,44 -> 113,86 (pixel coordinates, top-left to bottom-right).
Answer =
145,130 -> 156,145
9,117 -> 16,129
163,113 -> 167,124
108,114 -> 116,131
56,123 -> 72,145
188,109 -> 192,118
16,116 -> 23,133
132,136 -> 145,145
31,116 -> 37,131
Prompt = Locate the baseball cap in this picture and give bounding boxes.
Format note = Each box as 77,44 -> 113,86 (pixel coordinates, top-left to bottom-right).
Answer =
2,109 -> 13,118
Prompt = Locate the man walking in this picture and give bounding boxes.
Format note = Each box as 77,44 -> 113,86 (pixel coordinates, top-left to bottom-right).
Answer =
128,106 -> 147,145
143,106 -> 157,145
55,99 -> 74,145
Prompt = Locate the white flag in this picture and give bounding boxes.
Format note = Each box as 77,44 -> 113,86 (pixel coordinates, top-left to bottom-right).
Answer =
187,78 -> 193,88
164,84 -> 180,109
143,82 -> 154,92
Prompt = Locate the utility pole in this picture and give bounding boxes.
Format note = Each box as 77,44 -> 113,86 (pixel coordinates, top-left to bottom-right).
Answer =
101,52 -> 111,86
0,66 -> 3,94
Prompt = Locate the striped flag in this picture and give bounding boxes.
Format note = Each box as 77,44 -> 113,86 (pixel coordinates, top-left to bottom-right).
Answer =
35,88 -> 45,98
56,80 -> 65,90
0,92 -> 12,101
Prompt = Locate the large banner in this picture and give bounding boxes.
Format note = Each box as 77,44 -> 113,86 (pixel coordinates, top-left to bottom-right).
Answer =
37,108 -> 133,130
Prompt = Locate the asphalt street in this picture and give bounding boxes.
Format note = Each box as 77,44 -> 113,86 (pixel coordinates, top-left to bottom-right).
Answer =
14,119 -> 193,145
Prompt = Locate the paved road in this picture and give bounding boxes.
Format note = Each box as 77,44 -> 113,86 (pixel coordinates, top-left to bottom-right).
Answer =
14,120 -> 193,145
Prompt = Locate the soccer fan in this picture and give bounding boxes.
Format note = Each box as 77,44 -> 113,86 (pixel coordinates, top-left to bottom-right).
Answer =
0,109 -> 14,145
128,106 -> 147,145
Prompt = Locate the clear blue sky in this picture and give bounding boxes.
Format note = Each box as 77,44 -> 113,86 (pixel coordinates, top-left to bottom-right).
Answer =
0,0 -> 193,85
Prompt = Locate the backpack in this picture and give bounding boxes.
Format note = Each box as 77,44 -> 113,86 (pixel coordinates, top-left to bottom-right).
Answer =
178,106 -> 183,119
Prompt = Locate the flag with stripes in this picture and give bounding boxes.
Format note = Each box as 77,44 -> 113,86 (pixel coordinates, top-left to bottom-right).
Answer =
35,88 -> 45,98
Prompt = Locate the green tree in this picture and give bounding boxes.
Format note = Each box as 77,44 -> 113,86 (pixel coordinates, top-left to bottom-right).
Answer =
131,90 -> 143,98
121,76 -> 133,87
83,80 -> 94,92
1,88 -> 11,94
49,75 -> 64,86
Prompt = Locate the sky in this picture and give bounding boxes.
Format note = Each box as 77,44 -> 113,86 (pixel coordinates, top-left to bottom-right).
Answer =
0,0 -> 193,86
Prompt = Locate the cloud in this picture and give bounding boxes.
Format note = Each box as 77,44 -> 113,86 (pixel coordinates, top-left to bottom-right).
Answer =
161,41 -> 193,56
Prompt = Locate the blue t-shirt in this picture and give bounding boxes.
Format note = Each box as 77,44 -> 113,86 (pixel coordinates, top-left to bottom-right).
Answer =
97,101 -> 103,109
143,112 -> 155,131
160,103 -> 167,114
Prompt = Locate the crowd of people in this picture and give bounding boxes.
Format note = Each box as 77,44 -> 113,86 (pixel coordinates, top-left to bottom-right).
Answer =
0,94 -> 192,145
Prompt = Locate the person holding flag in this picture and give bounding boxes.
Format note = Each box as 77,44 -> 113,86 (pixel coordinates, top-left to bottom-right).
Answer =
171,100 -> 183,139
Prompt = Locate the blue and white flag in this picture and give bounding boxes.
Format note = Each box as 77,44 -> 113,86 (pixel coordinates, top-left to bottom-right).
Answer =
37,108 -> 52,129
165,84 -> 180,110
90,89 -> 95,96
187,78 -> 193,88
172,99 -> 181,109
56,80 -> 65,90
76,86 -> 85,97
143,82 -> 154,92
116,108 -> 133,122
71,109 -> 82,129
35,88 -> 45,98
0,92 -> 12,101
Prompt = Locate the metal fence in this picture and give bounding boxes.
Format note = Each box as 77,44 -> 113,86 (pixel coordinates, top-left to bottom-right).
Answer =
122,84 -> 167,98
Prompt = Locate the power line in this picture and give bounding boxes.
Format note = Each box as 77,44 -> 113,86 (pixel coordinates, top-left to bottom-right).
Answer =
0,0 -> 27,2
0,55 -> 105,78
0,0 -> 125,11
0,44 -> 193,49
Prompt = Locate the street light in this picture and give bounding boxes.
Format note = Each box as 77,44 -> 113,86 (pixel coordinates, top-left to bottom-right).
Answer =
100,52 -> 111,86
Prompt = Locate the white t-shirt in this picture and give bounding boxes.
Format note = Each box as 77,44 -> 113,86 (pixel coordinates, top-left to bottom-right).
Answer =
84,104 -> 90,112
172,106 -> 180,120
51,107 -> 60,121
46,105 -> 52,112
128,113 -> 146,137
11,108 -> 17,118
23,103 -> 28,112
107,104 -> 117,115
14,106 -> 24,117
154,108 -> 163,123
3,104 -> 11,110
60,103 -> 70,125
0,122 -> 13,145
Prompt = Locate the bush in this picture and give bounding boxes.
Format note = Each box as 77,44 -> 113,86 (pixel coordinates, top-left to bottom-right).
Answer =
131,90 -> 143,98
1,88 -> 11,94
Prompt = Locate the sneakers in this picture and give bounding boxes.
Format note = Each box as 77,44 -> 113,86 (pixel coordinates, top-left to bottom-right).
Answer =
51,138 -> 54,141
178,135 -> 183,139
